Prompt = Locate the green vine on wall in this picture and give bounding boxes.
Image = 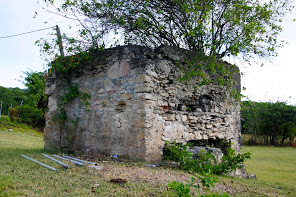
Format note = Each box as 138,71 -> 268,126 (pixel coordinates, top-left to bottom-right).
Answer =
177,54 -> 242,104
49,51 -> 95,151
50,50 -> 94,121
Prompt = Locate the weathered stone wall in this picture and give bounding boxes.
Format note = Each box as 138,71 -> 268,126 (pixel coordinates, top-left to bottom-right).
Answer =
44,45 -> 241,162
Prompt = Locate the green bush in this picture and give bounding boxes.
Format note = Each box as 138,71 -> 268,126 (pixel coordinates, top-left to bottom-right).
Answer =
168,179 -> 192,197
163,142 -> 251,175
14,105 -> 44,128
163,141 -> 193,162
164,142 -> 250,196
167,170 -> 228,197
0,116 -> 18,128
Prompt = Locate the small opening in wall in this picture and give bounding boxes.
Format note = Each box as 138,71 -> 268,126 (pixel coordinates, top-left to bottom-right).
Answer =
187,139 -> 231,154
115,101 -> 126,111
168,75 -> 174,84
180,95 -> 214,112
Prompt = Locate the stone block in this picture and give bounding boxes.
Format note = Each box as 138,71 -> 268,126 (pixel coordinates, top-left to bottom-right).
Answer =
98,88 -> 105,94
163,113 -> 176,121
121,62 -> 129,77
169,103 -> 176,107
160,92 -> 169,97
48,96 -> 57,112
188,146 -> 223,163
133,122 -> 151,128
107,61 -> 130,79
45,83 -> 56,95
135,93 -> 153,100
108,62 -> 120,79
134,85 -> 152,93
206,124 -> 213,129
120,93 -> 132,100
136,74 -> 151,83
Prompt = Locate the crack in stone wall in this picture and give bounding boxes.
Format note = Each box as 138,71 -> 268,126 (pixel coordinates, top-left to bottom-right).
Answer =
44,45 -> 241,162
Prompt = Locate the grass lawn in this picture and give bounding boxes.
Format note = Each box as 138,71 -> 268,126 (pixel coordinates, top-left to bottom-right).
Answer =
1,128 -> 296,196
0,130 -> 178,197
241,146 -> 296,188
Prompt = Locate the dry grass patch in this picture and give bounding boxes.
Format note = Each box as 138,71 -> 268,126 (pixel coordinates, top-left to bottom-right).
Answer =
98,162 -> 192,184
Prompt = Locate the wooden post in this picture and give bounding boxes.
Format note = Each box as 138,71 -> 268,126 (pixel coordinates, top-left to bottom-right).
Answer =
56,25 -> 65,57
18,100 -> 23,118
8,103 -> 12,119
0,102 -> 2,119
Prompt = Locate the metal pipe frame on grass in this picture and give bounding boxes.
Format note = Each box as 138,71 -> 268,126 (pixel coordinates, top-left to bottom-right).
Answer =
42,153 -> 69,169
62,154 -> 97,165
21,155 -> 57,171
52,154 -> 83,166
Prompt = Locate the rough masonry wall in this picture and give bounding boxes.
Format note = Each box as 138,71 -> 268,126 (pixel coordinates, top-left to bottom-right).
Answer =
44,45 -> 241,162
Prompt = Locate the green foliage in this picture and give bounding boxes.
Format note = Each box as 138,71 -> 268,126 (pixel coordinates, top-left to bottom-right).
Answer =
15,71 -> 47,128
61,84 -> 80,104
48,51 -> 94,75
80,92 -> 91,111
168,170 -> 228,197
164,142 -> 249,196
47,47 -> 92,118
0,115 -> 43,137
1,71 -> 46,128
56,84 -> 90,123
196,170 -> 220,189
200,193 -> 230,197
37,0 -> 294,103
48,56 -> 91,151
56,107 -> 67,123
241,101 -> 296,145
163,141 -> 251,175
163,141 -> 193,162
168,179 -> 192,197
22,70 -> 45,96
40,0 -> 293,61
14,105 -> 44,127
0,86 -> 27,115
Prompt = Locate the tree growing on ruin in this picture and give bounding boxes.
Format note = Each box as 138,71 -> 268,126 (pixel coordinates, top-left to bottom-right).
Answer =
38,0 -> 294,62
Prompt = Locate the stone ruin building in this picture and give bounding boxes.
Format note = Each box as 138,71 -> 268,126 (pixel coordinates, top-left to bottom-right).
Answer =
44,45 -> 241,162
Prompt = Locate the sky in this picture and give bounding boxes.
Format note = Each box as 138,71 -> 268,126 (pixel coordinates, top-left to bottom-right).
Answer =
0,0 -> 296,104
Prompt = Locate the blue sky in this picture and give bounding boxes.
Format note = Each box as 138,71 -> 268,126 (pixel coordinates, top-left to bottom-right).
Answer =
0,0 -> 51,87
0,0 -> 296,104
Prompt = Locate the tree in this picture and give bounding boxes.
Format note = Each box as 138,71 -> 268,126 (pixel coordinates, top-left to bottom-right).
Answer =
22,70 -> 47,111
36,0 -> 294,107
12,70 -> 47,128
241,101 -> 296,145
23,70 -> 45,96
0,87 -> 27,115
38,0 -> 294,62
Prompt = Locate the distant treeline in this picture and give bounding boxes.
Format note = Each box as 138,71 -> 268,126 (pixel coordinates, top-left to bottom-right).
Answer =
241,101 -> 296,146
0,86 -> 28,115
0,71 -> 46,128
